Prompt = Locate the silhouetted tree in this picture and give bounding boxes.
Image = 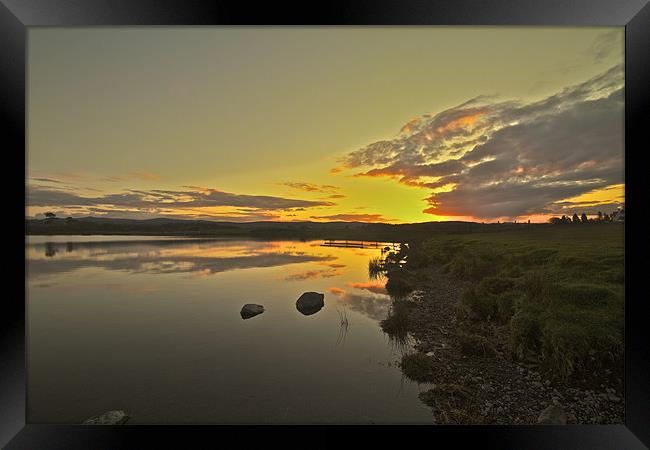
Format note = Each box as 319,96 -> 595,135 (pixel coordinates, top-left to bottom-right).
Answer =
597,211 -> 603,221
581,213 -> 588,223
572,213 -> 580,223
44,242 -> 57,257
549,217 -> 562,225
44,212 -> 56,219
603,213 -> 611,222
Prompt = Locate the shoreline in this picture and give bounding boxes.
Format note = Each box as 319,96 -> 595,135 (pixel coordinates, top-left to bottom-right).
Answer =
384,263 -> 624,424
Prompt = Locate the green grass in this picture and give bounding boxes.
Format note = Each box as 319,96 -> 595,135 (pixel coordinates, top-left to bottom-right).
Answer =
368,257 -> 385,280
457,332 -> 497,358
408,223 -> 624,380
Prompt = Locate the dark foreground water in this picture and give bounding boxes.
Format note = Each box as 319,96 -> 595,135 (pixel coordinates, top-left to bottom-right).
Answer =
26,236 -> 432,424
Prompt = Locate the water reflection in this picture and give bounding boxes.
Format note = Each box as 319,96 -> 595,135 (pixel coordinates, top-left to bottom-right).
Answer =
27,237 -> 432,424
335,307 -> 350,347
380,301 -> 416,355
27,239 -> 336,279
328,285 -> 391,321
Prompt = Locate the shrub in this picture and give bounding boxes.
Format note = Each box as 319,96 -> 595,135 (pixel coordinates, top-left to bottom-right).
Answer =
380,301 -> 411,337
385,271 -> 414,298
509,310 -> 543,359
495,291 -> 519,323
400,353 -> 438,382
457,332 -> 497,358
461,276 -> 518,323
419,384 -> 477,424
445,252 -> 497,279
546,283 -> 617,309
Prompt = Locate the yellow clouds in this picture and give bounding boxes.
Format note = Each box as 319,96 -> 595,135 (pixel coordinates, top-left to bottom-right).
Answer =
556,184 -> 624,206
433,110 -> 487,136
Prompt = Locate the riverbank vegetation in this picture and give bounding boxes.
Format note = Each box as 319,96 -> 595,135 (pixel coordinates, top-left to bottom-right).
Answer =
389,223 -> 624,381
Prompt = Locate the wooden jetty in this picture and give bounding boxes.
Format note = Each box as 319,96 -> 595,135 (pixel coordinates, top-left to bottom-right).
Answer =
321,240 -> 401,252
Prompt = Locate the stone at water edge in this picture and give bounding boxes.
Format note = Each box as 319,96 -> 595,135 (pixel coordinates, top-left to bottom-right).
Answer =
537,404 -> 567,424
83,410 -> 129,425
296,292 -> 325,316
240,304 -> 265,319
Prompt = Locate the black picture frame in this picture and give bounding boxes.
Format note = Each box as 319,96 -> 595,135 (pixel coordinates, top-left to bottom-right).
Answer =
2,1 -> 649,448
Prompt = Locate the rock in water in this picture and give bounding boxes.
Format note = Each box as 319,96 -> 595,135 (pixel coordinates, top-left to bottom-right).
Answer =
296,292 -> 325,315
83,410 -> 129,425
240,304 -> 265,319
537,404 -> 567,424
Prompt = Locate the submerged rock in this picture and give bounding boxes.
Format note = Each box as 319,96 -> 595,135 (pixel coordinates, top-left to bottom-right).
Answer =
537,404 -> 567,424
296,292 -> 325,316
83,410 -> 129,425
240,304 -> 265,319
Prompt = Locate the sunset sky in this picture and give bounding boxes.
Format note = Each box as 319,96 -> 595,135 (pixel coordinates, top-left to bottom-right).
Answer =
26,27 -> 624,224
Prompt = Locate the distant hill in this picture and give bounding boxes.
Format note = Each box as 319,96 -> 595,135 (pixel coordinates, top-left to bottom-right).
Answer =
25,216 -> 546,241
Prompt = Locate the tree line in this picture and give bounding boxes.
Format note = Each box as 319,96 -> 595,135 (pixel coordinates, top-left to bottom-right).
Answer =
548,208 -> 624,225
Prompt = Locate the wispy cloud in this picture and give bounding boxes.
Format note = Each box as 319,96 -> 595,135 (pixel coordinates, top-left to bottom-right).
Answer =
589,30 -> 621,62
30,177 -> 64,184
282,268 -> 341,281
347,281 -> 387,295
27,186 -> 334,210
280,182 -> 341,194
310,213 -> 393,223
27,184 -> 337,221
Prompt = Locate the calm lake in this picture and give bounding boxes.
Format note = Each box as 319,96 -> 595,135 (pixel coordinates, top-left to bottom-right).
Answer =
26,236 -> 433,424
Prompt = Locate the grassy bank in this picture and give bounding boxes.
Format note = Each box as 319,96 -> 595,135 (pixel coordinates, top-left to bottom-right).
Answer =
397,223 -> 624,381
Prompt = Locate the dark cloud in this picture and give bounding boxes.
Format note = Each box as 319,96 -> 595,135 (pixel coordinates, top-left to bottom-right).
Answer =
75,207 -> 283,222
27,185 -> 334,212
340,65 -> 624,219
30,177 -> 63,184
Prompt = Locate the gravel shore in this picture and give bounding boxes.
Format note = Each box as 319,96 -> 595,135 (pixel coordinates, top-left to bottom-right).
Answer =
395,264 -> 624,424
